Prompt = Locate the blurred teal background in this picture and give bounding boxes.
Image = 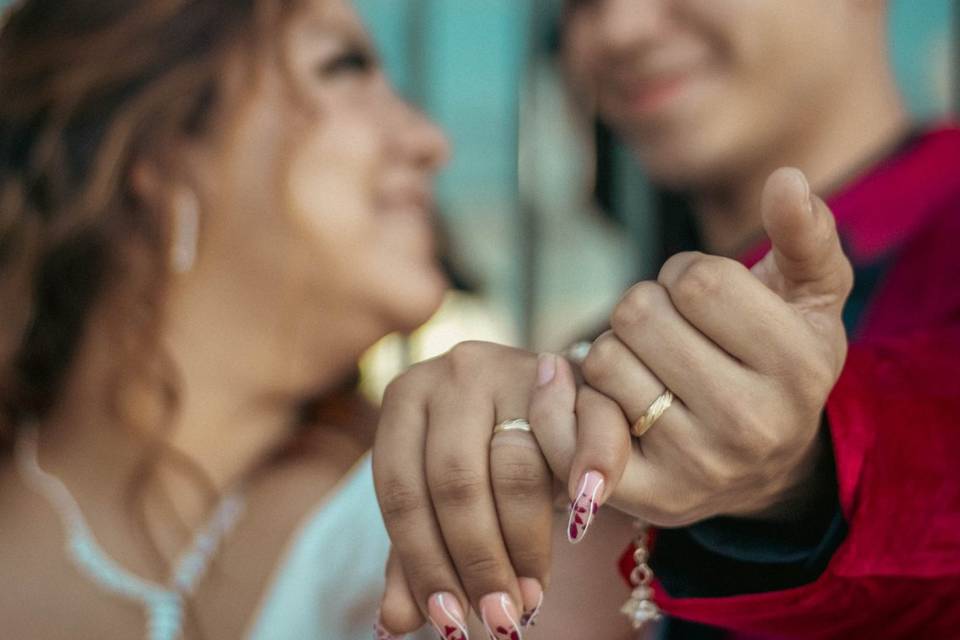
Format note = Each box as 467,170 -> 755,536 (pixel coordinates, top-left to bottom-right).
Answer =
351,0 -> 957,350
355,0 -> 956,222
1,0 -> 955,354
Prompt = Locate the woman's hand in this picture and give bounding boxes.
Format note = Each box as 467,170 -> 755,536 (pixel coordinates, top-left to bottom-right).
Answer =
531,168 -> 854,532
373,343 -> 554,639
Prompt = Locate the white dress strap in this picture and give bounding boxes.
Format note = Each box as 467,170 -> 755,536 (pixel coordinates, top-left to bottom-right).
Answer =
247,457 -> 431,640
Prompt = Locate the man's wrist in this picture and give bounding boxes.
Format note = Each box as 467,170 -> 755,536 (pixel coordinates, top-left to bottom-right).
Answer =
733,415 -> 834,523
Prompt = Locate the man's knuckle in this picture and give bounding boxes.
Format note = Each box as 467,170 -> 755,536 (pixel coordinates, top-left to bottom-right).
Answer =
447,340 -> 489,373
729,406 -> 780,453
382,373 -> 418,406
613,282 -> 663,331
673,256 -> 730,305
744,410 -> 796,461
581,335 -> 618,386
658,251 -> 700,284
706,455 -> 746,487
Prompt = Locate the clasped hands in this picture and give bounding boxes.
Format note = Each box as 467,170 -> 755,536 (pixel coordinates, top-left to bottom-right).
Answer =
372,169 -> 854,637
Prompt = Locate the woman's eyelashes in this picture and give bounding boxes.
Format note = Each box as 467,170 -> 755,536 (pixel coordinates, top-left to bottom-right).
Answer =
566,0 -> 599,11
316,45 -> 376,79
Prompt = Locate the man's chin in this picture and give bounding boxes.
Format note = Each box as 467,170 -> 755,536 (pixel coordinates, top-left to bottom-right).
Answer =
635,150 -> 710,191
621,129 -> 731,191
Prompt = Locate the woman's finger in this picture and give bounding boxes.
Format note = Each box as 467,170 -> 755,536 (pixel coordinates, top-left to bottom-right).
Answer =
529,353 -> 698,527
489,421 -> 551,626
565,386 -> 632,543
425,389 -> 526,640
570,393 -> 697,528
372,375 -> 472,637
569,338 -> 716,526
489,358 -> 551,625
528,354 -> 630,545
528,354 -> 579,482
378,549 -> 425,638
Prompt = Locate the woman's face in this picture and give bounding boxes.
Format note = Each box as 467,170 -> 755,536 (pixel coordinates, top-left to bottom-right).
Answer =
186,0 -> 450,371
564,0 -> 863,188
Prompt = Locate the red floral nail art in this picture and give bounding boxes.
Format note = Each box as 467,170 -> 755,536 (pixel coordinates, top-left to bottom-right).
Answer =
519,587 -> 543,627
428,593 -> 469,640
480,593 -> 523,640
567,471 -> 604,544
439,625 -> 466,640
491,625 -> 520,640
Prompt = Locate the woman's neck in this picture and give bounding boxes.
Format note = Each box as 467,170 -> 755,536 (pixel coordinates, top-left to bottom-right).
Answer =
34,290 -> 373,562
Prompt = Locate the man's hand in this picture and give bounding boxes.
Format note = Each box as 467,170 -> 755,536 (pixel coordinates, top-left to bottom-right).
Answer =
531,168 -> 854,528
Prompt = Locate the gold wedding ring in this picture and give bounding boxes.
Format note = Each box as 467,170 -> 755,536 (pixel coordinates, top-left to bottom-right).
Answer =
494,418 -> 532,435
631,390 -> 674,438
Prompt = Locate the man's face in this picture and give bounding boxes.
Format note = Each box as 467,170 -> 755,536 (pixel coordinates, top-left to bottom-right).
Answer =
564,0 -> 864,188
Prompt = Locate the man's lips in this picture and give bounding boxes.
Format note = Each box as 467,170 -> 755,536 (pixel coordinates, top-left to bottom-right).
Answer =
608,71 -> 695,116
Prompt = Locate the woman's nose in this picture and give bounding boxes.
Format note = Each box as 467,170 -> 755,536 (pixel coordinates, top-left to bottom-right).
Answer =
391,100 -> 452,173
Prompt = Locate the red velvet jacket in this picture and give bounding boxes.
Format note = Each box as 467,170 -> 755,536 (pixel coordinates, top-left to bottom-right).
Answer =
620,127 -> 960,638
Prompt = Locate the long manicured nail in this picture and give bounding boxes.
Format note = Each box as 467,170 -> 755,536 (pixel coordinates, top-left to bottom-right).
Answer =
480,593 -> 523,640
427,593 -> 469,640
537,353 -> 556,386
518,578 -> 543,627
567,471 -> 604,544
374,611 -> 405,640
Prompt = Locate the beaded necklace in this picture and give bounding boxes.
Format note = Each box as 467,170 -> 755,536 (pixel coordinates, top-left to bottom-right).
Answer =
15,428 -> 246,640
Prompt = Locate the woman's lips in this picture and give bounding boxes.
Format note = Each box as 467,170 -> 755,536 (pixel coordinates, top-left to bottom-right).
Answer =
378,189 -> 434,219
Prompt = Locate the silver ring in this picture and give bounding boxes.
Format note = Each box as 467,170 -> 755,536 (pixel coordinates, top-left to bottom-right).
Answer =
493,418 -> 532,435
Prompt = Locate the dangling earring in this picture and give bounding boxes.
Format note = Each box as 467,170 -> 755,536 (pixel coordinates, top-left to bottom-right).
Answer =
170,188 -> 200,274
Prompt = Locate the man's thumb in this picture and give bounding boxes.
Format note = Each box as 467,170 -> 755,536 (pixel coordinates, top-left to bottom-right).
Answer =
756,167 -> 853,305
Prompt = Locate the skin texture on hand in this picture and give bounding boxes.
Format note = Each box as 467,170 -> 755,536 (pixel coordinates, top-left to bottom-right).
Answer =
373,342 -> 550,637
374,169 -> 853,636
531,168 -> 852,528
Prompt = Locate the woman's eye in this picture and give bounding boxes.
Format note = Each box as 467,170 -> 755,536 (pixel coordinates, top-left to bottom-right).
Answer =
317,48 -> 376,78
567,0 -> 599,11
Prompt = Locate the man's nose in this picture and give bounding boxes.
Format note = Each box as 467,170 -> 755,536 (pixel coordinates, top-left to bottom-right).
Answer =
595,0 -> 668,60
